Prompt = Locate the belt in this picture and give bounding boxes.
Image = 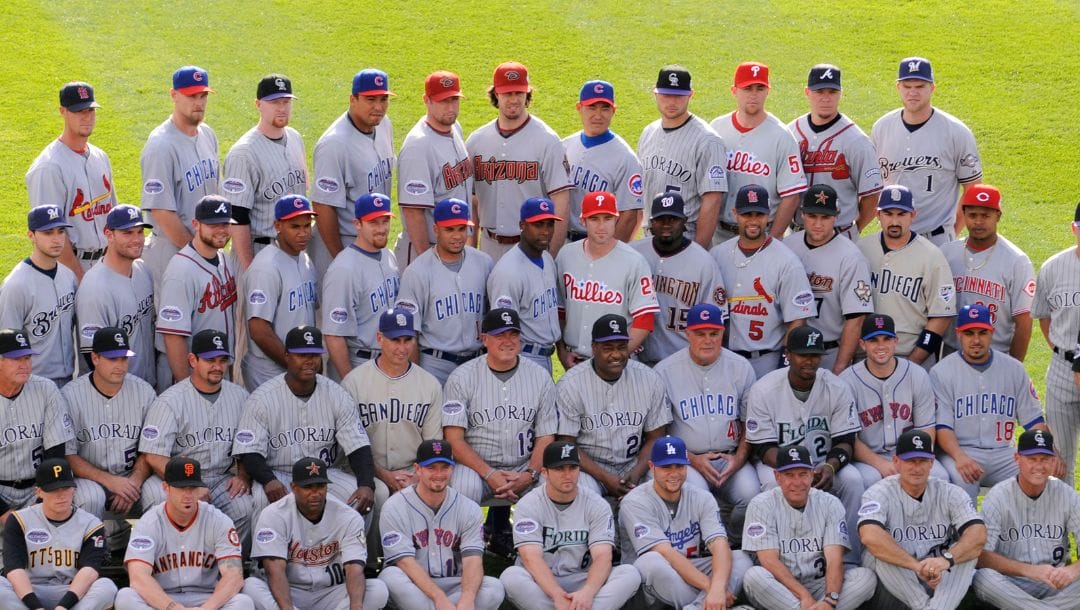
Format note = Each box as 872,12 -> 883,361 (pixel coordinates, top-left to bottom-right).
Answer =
836,223 -> 853,234
735,348 -> 775,359
355,348 -> 381,360
719,221 -> 739,234
823,340 -> 840,350
485,229 -> 520,245
521,342 -> 555,357
1053,345 -> 1077,362
923,225 -> 946,237
253,237 -> 272,245
78,248 -> 105,261
0,478 -> 35,489
567,230 -> 587,242
421,347 -> 480,365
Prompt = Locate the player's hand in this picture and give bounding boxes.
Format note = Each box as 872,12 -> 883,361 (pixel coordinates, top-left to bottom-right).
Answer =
433,596 -> 456,610
348,486 -> 375,514
1047,565 -> 1078,589
485,470 -> 513,494
264,479 -> 288,502
1073,370 -> 1080,392
602,472 -> 633,498
701,587 -> 727,610
713,453 -> 741,488
874,459 -> 898,478
454,598 -> 476,610
812,464 -> 834,490
105,474 -> 141,505
566,587 -> 596,610
807,601 -> 832,610
225,475 -> 250,498
690,452 -> 725,488
954,453 -> 984,484
553,595 -> 573,610
495,472 -> 533,500
109,494 -> 135,515
557,345 -> 586,370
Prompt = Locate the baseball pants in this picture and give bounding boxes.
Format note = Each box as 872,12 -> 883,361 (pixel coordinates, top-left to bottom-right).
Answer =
478,235 -> 515,262
974,567 -> 1080,610
1045,356 -> 1080,483
819,346 -> 840,374
864,554 -> 975,610
115,587 -> 254,610
0,578 -> 117,610
417,352 -> 461,387
684,460 -> 759,547
142,473 -> 256,553
746,351 -> 786,380
921,228 -> 956,248
243,575 -> 389,610
377,566 -> 505,610
500,564 -> 641,610
520,352 -> 553,375
451,462 -> 534,504
633,550 -> 751,607
854,455 -> 949,489
938,446 -> 1018,501
240,355 -> 286,393
742,565 -> 876,610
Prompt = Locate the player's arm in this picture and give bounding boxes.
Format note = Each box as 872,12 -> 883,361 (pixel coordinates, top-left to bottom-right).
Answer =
770,194 -> 801,240
948,522 -> 987,565
822,543 -> 845,606
933,427 -> 982,483
149,209 -> 193,249
858,522 -> 922,571
816,432 -> 856,490
1009,312 -> 1033,362
344,561 -> 368,609
755,548 -> 814,604
162,333 -> 192,381
229,223 -> 255,270
1038,317 -> 1051,347
855,193 -> 880,234
833,314 -> 866,375
517,543 -> 568,601
694,191 -> 723,250
402,206 -> 432,258
313,202 -> 344,259
627,427 -> 666,485
67,525 -> 108,601
652,541 -> 713,590
142,452 -> 169,479
394,556 -> 455,606
2,516 -> 36,600
705,535 -> 735,606
615,210 -> 642,242
59,232 -> 85,283
325,335 -> 354,379
443,426 -> 494,483
248,317 -> 288,368
547,189 -> 571,256
201,555 -> 245,610
909,317 -> 951,364
627,314 -> 654,355
65,453 -> 141,511
458,553 -> 484,608
127,560 -> 182,610
260,557 -> 295,609
853,438 -> 895,477
954,183 -> 976,238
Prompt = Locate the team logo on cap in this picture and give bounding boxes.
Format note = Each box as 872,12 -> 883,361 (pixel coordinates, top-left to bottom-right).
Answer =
820,69 -> 833,80
668,72 -> 679,86
814,191 -> 829,205
450,202 -> 463,214
747,190 -> 759,203
907,60 -> 921,73
890,188 -> 902,202
593,83 -> 605,93
293,198 -> 304,209
373,75 -> 385,86
214,201 -> 228,215
968,307 -> 980,319
806,331 -> 820,346
539,200 -> 551,212
609,319 -> 620,332
561,444 -> 574,459
788,447 -> 800,460
77,86 -> 90,99
212,335 -> 224,350
912,435 -> 925,450
128,208 -> 139,219
500,311 -> 513,325
395,313 -> 406,327
432,440 -> 444,453
874,316 -> 885,328
47,207 -> 59,220
505,70 -> 520,81
15,333 -> 27,347
1034,431 -> 1047,447
373,197 -> 385,208
114,333 -> 125,346
192,71 -> 204,82
307,461 -> 321,476
750,64 -> 762,77
275,77 -> 286,90
303,331 -> 315,345
440,77 -> 454,88
184,463 -> 195,477
975,191 -> 991,202
665,442 -> 677,455
661,196 -> 674,207
699,309 -> 712,320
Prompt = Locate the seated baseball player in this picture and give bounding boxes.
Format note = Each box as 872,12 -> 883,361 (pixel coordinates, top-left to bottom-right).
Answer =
115,457 -> 253,610
0,458 -> 117,610
974,429 -> 1080,609
742,445 -> 876,610
377,440 -> 505,610
858,429 -> 986,610
243,457 -> 389,610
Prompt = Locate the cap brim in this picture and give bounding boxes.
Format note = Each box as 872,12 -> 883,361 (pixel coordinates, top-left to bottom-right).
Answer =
277,210 -> 318,221
798,206 -> 839,216
544,459 -> 580,468
593,335 -> 629,343
435,219 -> 474,227
493,85 -> 532,94
580,98 -> 616,108
876,203 -> 913,212
807,83 -> 841,91
33,221 -> 74,231
176,86 -> 214,95
359,210 -> 394,222
380,328 -> 415,339
167,479 -> 207,488
194,349 -> 232,359
1,348 -> 36,359
197,217 -> 238,225
736,80 -> 771,88
897,76 -> 933,82
39,480 -> 76,491
260,93 -> 297,101
1018,448 -> 1056,456
523,213 -> 563,223
687,322 -> 725,330
581,210 -> 620,219
737,206 -> 771,215
653,87 -> 692,96
98,348 -> 136,358
789,347 -> 827,355
355,89 -> 396,97
898,451 -> 934,461
428,91 -> 463,102
295,477 -> 331,486
652,457 -> 691,467
484,326 -> 520,336
956,322 -> 994,332
776,463 -> 814,472
861,330 -> 897,340
287,347 -> 327,354
65,101 -> 102,111
108,221 -> 154,230
419,457 -> 455,467
651,211 -> 688,219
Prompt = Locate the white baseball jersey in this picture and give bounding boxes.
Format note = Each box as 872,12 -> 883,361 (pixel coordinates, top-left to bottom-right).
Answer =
62,372 -> 156,475
840,358 -> 935,455
786,231 -> 875,342
619,482 -> 726,560
396,117 -> 473,251
871,108 -> 982,235
511,485 -> 615,576
743,486 -> 850,581
858,475 -> 980,559
76,260 -> 157,387
395,246 -> 492,354
222,125 -> 308,241
0,260 -> 77,381
379,485 -> 485,577
0,376 -> 73,482
563,130 -> 644,234
321,245 -> 399,354
26,139 -> 116,252
140,118 -> 220,235
981,477 -> 1080,567
487,245 -> 561,347
1032,246 -> 1080,349
6,504 -> 106,584
156,243 -> 239,353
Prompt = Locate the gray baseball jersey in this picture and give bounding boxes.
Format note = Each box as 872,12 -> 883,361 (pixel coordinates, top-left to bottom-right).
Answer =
654,347 -> 757,454
563,130 -> 644,234
156,242 -> 239,353
981,476 -> 1080,566
222,125 -> 308,241
26,139 -> 116,252
619,482 -> 726,560
785,231 -> 875,342
840,358 -> 935,455
379,485 -> 485,577
140,118 -> 220,236
511,485 -> 615,576
940,235 -> 1036,352
743,486 -> 850,581
395,246 -> 492,353
0,376 -> 73,481
857,475 -> 980,559
1032,246 -> 1080,349
321,245 -> 400,355
871,107 -> 982,235
62,372 -> 156,475
637,115 -> 728,240
487,245 -> 561,347
76,260 -> 157,387
0,259 -> 77,381
396,117 -> 473,251
6,503 -> 106,584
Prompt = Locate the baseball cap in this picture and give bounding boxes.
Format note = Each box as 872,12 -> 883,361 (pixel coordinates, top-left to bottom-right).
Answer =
961,184 -> 1002,211
861,314 -> 897,340
734,62 -> 770,88
60,81 -> 101,111
580,191 -> 619,218
787,325 -> 828,355
877,185 -> 914,212
352,69 -> 394,96
735,184 -> 770,215
36,458 -> 76,491
285,325 -> 326,354
520,197 -> 562,223
651,192 -> 687,220
173,65 -> 213,95
776,445 -> 814,471
106,204 -> 153,230
355,193 -> 393,222
1017,429 -> 1056,456
257,74 -> 296,101
579,80 -> 615,107
92,327 -> 136,358
191,329 -> 231,359
425,70 -> 463,102
800,185 -> 839,216
27,204 -> 73,231
491,61 -> 531,94
895,429 -> 934,460
956,304 -> 993,332
592,314 -> 629,343
687,303 -> 726,330
434,198 -> 474,227
482,308 -> 521,336
0,329 -> 35,359
274,194 -> 317,221
654,65 -> 692,96
378,308 -> 416,339
807,64 -> 842,91
292,457 -> 331,486
417,439 -> 454,466
651,435 -> 691,467
543,441 -> 581,468
898,57 -> 934,82
165,456 -> 206,488
194,195 -> 237,225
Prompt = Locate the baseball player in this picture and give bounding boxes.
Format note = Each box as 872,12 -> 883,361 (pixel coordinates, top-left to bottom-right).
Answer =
857,184 -> 956,368
243,457 -> 389,610
240,194 -> 318,391
487,197 -> 562,372
395,70 -> 473,266
115,457 -> 252,610
499,441 -> 641,610
223,73 -> 307,269
140,65 -> 220,292
156,195 -> 239,384
310,68 -> 394,281
467,61 -> 573,259
0,459 -> 116,610
395,198 -> 493,385
785,185 -> 874,373
710,184 -> 816,379
712,61 -> 807,242
25,81 -> 115,279
620,435 -> 752,610
563,80 -> 644,242
788,64 -> 883,239
742,445 -> 877,610
0,205 -> 77,387
857,429 -> 986,610
631,191 -> 726,365
555,191 -> 660,367
940,183 -> 1036,360
322,192 -> 400,379
974,430 -> 1080,609
555,314 -> 671,498
638,64 -> 728,247
76,204 -> 156,388
871,57 -> 982,246
377,440 -> 505,610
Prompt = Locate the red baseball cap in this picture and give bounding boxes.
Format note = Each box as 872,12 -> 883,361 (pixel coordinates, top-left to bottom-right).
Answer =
491,62 -> 532,94
580,191 -> 619,218
425,71 -> 463,102
961,184 -> 1002,211
734,62 -> 770,88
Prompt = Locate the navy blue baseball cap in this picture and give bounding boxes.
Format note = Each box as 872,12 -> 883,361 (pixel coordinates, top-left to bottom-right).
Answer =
776,445 -> 814,471
877,185 -> 914,212
956,304 -> 993,332
898,57 -> 933,83
417,439 -> 454,466
861,314 -> 897,340
173,65 -> 213,95
807,64 -> 842,91
92,327 -> 136,358
60,82 -> 101,111
285,325 -> 326,354
352,69 -> 394,96
651,435 -> 691,467
896,429 -> 934,460
378,308 -> 415,339
651,191 -> 686,220
274,194 -> 317,221
194,195 -> 237,225
735,184 -> 770,214
27,204 -> 73,231
191,329 -> 231,359
579,80 -> 615,107
106,204 -> 153,230
686,303 -> 726,330
592,314 -> 629,343
355,193 -> 393,222
521,197 -> 562,223
434,198 -> 474,227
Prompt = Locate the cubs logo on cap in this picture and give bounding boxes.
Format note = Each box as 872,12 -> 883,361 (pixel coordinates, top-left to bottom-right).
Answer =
105,204 -> 153,231
686,303 -> 726,330
27,204 -> 73,231
898,57 -> 934,83
378,307 -> 416,339
195,195 -> 237,225
807,64 -> 842,91
257,74 -> 296,101
352,68 -> 395,96
580,191 -> 619,219
896,429 -> 934,460
355,192 -> 394,222
492,61 -> 532,94
92,327 -> 136,358
0,329 -> 35,359
481,308 -> 521,336
734,62 -> 770,88
860,313 -> 897,340
274,194 -> 317,221
735,184 -> 771,214
59,81 -> 102,111
434,198 -> 474,227
191,329 -> 231,359
651,435 -> 690,466
173,65 -> 214,95
543,441 -> 581,468
956,304 -> 993,332
417,439 -> 455,466
285,325 -> 325,354
1017,429 -> 1056,456
654,65 -> 692,96
520,197 -> 563,223
776,445 -> 813,471
876,184 -> 914,212
579,80 -> 615,107
425,70 -> 463,102
591,314 -> 629,343
650,191 -> 687,220
961,184 -> 1002,211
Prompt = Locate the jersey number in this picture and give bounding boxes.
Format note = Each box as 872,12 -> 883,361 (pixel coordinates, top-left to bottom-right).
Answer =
325,563 -> 345,586
665,307 -> 690,331
994,421 -> 1015,442
813,556 -> 826,578
813,436 -> 829,460
1054,546 -> 1066,567
123,447 -> 138,473
31,446 -> 43,469
626,435 -> 641,458
748,320 -> 765,341
319,446 -> 340,466
516,430 -> 535,458
580,549 -> 593,570
925,175 -> 934,193
788,155 -> 800,174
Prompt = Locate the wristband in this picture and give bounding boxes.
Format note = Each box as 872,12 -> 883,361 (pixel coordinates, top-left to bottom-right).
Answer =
58,591 -> 80,610
483,469 -> 496,482
826,446 -> 850,470
917,329 -> 943,353
20,593 -> 44,610
824,462 -> 836,474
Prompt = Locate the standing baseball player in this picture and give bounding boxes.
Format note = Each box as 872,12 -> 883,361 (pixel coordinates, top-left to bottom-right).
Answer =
0,205 -> 77,387
395,70 -> 473,267
785,184 -> 874,373
742,445 -> 877,610
857,184 -> 956,367
240,194 -> 318,391
395,197 -> 493,385
322,192 -> 400,379
563,80 -> 644,242
788,64 -> 883,239
638,64 -> 728,248
857,429 -> 986,610
712,61 -> 807,242
499,441 -> 641,610
711,184 -> 816,379
26,81 -> 115,279
940,183 -> 1036,360
222,73 -> 307,269
872,57 -> 982,246
467,61 -> 572,259
377,440 -> 506,610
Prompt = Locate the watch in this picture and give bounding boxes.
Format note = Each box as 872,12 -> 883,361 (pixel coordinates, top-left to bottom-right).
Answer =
942,550 -> 956,568
825,592 -> 839,606
526,468 -> 539,482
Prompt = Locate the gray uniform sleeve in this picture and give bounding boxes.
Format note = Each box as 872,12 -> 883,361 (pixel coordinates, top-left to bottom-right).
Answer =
320,262 -> 358,336
25,162 -> 68,207
139,398 -> 180,457
945,484 -> 981,529
696,132 -> 729,195
440,369 -> 470,429
234,400 -> 269,457
395,261 -> 428,332
745,380 -> 778,444
925,249 -> 957,317
140,136 -> 178,212
930,363 -> 956,430
619,492 -> 668,555
742,494 -> 778,551
534,377 -> 558,437
245,262 -> 283,323
379,499 -> 416,563
539,135 -> 572,195
511,493 -> 545,548
695,490 -> 728,546
44,385 -> 74,449
587,497 -> 616,547
331,385 -> 370,454
555,377 -> 583,437
821,493 -> 851,550
857,482 -> 890,528
251,505 -> 290,559
458,500 -> 486,556
222,147 -> 258,211
979,487 -> 1004,552
311,137 -> 349,208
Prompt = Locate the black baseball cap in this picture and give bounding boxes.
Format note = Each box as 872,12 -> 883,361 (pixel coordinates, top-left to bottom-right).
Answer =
60,81 -> 101,111
786,325 -> 827,355
257,74 -> 296,101
1017,429 -> 1056,456
285,325 -> 325,354
36,458 -> 76,491
654,65 -> 692,96
861,314 -> 897,340
776,445 -> 814,471
896,429 -> 934,460
807,64 -> 842,90
292,457 -> 331,486
651,191 -> 687,220
482,308 -> 521,336
92,327 -> 136,358
194,195 -> 237,225
165,457 -> 206,488
800,185 -> 839,217
735,184 -> 770,214
0,329 -> 35,359
592,314 -> 629,343
417,439 -> 454,466
543,441 -> 581,468
191,329 -> 231,359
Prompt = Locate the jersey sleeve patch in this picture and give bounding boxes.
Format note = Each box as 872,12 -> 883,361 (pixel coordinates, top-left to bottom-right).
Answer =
381,530 -> 403,547
854,280 -> 873,305
141,425 -> 160,441
221,178 -> 247,194
158,306 -> 184,322
1023,279 -> 1037,297
329,308 -> 349,324
25,529 -> 51,544
793,290 -> 814,308
227,528 -> 240,547
248,290 -> 267,306
80,324 -> 102,342
939,284 -> 954,303
404,180 -> 430,196
857,501 -> 881,516
142,179 -> 165,195
628,173 -> 643,197
745,419 -> 759,433
235,429 -> 256,445
514,518 -> 538,535
129,536 -> 155,551
632,523 -> 650,539
255,528 -> 277,544
745,522 -> 766,539
493,295 -> 515,309
316,177 -> 340,193
442,401 -> 465,416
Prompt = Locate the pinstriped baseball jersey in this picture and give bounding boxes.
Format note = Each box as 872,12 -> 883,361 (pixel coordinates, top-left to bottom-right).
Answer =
222,126 -> 308,241
441,356 -> 556,469
140,119 -> 219,232
555,360 -> 671,471
395,246 -> 492,353
26,139 -> 116,251
321,245 -> 399,353
871,108 -> 982,235
1032,246 -> 1080,348
62,373 -> 156,475
930,351 -> 1044,448
788,114 -> 883,230
0,376 -> 73,480
981,477 -> 1080,566
487,246 -> 561,347
941,236 -> 1036,352
654,348 -> 756,454
785,231 -> 875,342
155,243 -> 238,352
466,115 -> 572,237
711,237 -> 816,353
9,504 -> 105,584
745,368 -> 861,465
839,358 -> 935,455
242,244 -> 317,384
743,487 -> 850,581
76,261 -> 156,387
619,482 -> 726,560
637,115 -> 728,240
396,118 -> 472,249
711,112 -> 807,227
511,485 -> 614,576
379,485 -> 485,577
0,260 -> 77,380
311,112 -> 394,240
563,131 -> 644,234
858,475 -> 980,559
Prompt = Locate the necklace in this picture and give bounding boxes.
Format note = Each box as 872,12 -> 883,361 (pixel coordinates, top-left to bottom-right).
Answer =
734,239 -> 768,268
964,241 -> 996,272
